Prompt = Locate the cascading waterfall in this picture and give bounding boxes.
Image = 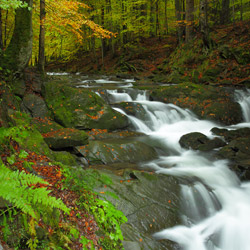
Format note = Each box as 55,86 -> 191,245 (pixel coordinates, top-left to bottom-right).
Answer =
109,86 -> 250,250
235,89 -> 250,122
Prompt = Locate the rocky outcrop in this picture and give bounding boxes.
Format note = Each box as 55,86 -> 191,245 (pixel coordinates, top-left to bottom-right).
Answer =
94,169 -> 180,250
43,82 -> 129,131
150,83 -> 243,125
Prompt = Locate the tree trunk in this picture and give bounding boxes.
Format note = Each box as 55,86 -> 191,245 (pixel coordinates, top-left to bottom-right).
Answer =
240,0 -> 243,21
1,0 -> 33,73
175,0 -> 184,43
38,0 -> 46,73
164,0 -> 168,35
200,0 -> 211,49
220,0 -> 230,24
0,8 -> 3,50
186,0 -> 195,42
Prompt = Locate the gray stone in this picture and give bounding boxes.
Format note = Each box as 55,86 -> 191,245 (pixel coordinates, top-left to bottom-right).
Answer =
22,94 -> 51,118
75,138 -> 157,165
95,169 -> 180,250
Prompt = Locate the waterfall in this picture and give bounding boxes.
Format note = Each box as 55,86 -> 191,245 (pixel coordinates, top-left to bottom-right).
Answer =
110,87 -> 250,250
235,89 -> 250,122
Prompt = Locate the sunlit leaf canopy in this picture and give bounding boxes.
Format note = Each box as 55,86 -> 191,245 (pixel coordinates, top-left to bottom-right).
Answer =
1,0 -> 249,64
0,0 -> 28,9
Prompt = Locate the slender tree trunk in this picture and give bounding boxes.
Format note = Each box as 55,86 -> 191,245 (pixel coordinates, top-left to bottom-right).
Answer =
38,0 -> 46,73
175,0 -> 184,43
1,0 -> 33,73
232,0 -> 235,23
0,8 -> 3,50
150,0 -> 154,37
155,0 -> 160,38
200,0 -> 211,49
186,0 -> 195,42
240,0 -> 243,21
3,10 -> 8,48
164,0 -> 168,35
220,0 -> 230,24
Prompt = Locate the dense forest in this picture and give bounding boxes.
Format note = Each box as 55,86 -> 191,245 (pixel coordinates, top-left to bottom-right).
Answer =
0,0 -> 250,250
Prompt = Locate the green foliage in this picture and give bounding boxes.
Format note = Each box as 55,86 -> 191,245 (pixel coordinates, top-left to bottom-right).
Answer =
80,236 -> 94,250
0,0 -> 29,10
0,164 -> 70,219
90,198 -> 127,249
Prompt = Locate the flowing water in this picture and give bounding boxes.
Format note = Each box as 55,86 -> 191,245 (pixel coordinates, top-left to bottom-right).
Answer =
49,73 -> 250,250
105,82 -> 250,250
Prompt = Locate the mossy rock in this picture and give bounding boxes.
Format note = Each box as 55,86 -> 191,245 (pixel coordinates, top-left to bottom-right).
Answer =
43,128 -> 88,149
44,82 -> 129,131
11,79 -> 26,97
31,117 -> 63,134
19,127 -> 54,158
52,151 -> 77,166
75,138 -> 158,165
150,83 -> 243,125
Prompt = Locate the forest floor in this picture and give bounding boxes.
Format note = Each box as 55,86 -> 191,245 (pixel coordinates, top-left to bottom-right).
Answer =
47,19 -> 250,86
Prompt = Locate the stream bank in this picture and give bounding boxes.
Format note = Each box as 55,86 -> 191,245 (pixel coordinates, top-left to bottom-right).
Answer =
1,71 -> 250,250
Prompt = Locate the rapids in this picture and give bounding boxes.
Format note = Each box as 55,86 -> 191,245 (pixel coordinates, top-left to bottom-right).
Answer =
106,83 -> 250,250
49,73 -> 250,250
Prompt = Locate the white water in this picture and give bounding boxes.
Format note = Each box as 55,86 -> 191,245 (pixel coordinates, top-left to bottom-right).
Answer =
110,88 -> 250,250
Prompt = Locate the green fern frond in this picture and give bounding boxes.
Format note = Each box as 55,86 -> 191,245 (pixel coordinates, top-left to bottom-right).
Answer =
0,164 -> 70,218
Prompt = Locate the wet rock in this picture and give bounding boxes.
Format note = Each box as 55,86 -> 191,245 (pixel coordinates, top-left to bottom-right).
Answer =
94,169 -> 180,250
150,83 -> 243,125
114,102 -> 147,119
44,82 -> 129,131
179,132 -> 226,151
216,136 -> 250,180
75,138 -> 158,165
22,94 -> 51,118
211,127 -> 250,141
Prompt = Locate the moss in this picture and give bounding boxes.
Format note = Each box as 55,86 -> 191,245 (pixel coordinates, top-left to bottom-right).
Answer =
44,81 -> 128,130
19,127 -> 53,158
52,151 -> 78,166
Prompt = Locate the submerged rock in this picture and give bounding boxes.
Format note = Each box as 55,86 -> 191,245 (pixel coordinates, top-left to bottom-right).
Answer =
150,83 -> 243,125
94,169 -> 180,250
43,81 -> 129,131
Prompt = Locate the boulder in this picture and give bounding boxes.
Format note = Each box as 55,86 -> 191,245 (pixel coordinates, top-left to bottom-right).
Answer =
75,138 -> 158,165
31,117 -> 63,134
94,169 -> 180,250
42,128 -> 88,149
211,127 -> 250,141
44,82 -> 129,131
22,94 -> 51,118
179,132 -> 226,151
216,136 -> 250,180
11,79 -> 26,97
150,83 -> 243,125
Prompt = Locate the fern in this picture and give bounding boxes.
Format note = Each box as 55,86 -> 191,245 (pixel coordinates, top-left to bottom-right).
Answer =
0,164 -> 70,219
